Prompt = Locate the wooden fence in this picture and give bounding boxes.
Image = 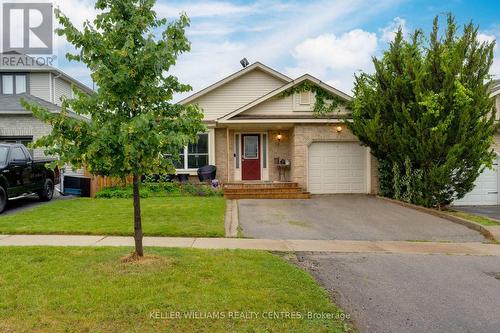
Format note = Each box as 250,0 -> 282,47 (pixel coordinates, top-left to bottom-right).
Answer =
84,171 -> 133,197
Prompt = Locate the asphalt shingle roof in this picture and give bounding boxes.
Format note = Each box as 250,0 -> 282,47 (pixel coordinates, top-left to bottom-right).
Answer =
0,93 -> 60,112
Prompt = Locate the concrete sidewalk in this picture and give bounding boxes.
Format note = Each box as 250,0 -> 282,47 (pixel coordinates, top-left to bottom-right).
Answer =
0,234 -> 499,256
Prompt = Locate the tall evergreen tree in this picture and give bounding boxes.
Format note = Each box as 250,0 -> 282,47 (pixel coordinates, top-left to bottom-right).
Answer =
349,14 -> 497,208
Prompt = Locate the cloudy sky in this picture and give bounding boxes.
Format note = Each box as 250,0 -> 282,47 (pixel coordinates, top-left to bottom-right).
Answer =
47,0 -> 500,99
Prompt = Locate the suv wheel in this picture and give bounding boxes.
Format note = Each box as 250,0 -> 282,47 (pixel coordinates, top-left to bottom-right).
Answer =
0,186 -> 7,214
39,179 -> 54,201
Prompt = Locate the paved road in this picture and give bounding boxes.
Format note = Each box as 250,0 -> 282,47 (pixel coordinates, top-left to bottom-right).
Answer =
454,205 -> 500,221
292,253 -> 500,333
239,195 -> 484,242
2,191 -> 73,216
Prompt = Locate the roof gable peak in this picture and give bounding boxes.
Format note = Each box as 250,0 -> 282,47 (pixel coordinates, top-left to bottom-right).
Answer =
178,62 -> 292,105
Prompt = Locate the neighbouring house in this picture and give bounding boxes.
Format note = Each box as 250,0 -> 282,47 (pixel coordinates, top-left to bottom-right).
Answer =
454,79 -> 500,206
179,62 -> 379,197
0,52 -> 93,178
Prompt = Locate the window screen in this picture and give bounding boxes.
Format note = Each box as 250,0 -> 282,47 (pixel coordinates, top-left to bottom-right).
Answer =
2,75 -> 13,94
187,133 -> 209,169
16,75 -> 26,94
262,134 -> 267,168
235,134 -> 240,169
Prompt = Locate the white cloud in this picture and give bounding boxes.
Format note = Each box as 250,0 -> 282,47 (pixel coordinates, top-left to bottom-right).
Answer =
42,0 -> 402,98
478,33 -> 496,44
171,0 -> 402,99
380,16 -> 407,43
284,29 -> 378,93
478,32 -> 499,78
156,1 -> 257,18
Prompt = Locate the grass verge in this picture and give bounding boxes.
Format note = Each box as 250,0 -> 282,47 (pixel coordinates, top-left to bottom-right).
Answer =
0,247 -> 351,332
445,210 -> 500,226
0,197 -> 225,237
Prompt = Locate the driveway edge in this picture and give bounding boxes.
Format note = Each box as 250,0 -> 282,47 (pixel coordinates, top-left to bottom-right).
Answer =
378,196 -> 496,242
224,200 -> 239,238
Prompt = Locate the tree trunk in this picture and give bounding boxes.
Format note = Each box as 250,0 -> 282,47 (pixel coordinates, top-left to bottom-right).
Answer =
132,174 -> 144,256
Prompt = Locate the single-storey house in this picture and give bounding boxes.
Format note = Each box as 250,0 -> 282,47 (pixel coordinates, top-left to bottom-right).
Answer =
179,62 -> 379,198
180,62 -> 500,203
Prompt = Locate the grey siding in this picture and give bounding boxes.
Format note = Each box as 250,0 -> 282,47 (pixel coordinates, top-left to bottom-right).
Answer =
54,77 -> 73,106
29,72 -> 51,101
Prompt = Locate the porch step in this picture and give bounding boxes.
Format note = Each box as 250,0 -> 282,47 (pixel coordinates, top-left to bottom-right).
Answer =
224,187 -> 304,194
223,182 -> 310,199
224,191 -> 311,200
224,182 -> 300,189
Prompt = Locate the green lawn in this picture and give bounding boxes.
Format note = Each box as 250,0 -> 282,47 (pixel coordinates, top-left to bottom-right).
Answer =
446,210 -> 500,226
0,197 -> 225,237
0,247 -> 350,332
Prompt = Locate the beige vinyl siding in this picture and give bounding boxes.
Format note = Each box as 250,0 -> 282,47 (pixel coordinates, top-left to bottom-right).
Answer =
54,77 -> 73,106
29,72 -> 51,101
191,68 -> 285,121
242,95 -> 294,115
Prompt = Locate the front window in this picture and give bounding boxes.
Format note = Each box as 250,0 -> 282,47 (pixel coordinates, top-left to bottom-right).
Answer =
1,74 -> 27,94
175,133 -> 210,170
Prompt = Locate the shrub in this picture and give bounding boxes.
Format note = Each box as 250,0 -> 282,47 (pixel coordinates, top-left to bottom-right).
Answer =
96,182 -> 222,198
96,186 -> 151,199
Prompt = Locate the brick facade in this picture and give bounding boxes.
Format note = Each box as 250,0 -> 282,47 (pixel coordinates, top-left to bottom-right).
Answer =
0,114 -> 52,158
213,123 -> 380,194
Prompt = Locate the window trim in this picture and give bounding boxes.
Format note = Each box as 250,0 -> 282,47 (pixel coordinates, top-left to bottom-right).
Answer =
175,132 -> 211,172
0,73 -> 29,95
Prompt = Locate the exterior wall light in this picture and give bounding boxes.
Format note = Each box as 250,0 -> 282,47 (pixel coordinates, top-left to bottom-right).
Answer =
336,125 -> 343,133
276,133 -> 283,142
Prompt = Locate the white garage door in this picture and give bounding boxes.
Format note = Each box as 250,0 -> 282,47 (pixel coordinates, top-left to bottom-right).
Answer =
308,142 -> 368,194
454,158 -> 499,206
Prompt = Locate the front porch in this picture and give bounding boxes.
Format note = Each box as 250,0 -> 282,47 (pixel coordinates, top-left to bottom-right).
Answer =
214,125 -> 295,184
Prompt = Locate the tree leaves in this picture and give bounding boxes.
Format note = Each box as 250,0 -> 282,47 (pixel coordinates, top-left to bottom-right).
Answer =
24,0 -> 205,179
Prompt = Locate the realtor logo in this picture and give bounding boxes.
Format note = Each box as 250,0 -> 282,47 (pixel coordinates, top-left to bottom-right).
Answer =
2,2 -> 53,54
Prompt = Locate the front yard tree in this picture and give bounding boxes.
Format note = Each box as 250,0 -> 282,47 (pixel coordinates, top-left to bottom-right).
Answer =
349,14 -> 497,208
24,0 -> 205,256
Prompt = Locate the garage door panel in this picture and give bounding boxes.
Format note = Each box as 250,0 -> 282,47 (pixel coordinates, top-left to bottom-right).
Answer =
308,142 -> 368,194
454,161 -> 499,206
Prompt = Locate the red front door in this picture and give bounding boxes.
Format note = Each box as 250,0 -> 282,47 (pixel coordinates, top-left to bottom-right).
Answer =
241,134 -> 261,180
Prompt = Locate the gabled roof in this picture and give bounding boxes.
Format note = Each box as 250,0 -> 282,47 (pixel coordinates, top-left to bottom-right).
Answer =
178,62 -> 292,105
0,93 -> 85,120
0,93 -> 60,112
219,74 -> 352,121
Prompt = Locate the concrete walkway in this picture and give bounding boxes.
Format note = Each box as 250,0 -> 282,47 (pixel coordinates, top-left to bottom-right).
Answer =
0,234 -> 499,256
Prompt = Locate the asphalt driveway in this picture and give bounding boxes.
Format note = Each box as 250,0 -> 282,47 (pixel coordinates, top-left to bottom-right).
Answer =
292,253 -> 500,333
238,195 -> 484,242
453,205 -> 500,221
1,191 -> 72,216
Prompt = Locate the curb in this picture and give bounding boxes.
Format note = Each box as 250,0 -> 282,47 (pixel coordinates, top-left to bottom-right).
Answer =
224,200 -> 239,238
378,196 -> 496,242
